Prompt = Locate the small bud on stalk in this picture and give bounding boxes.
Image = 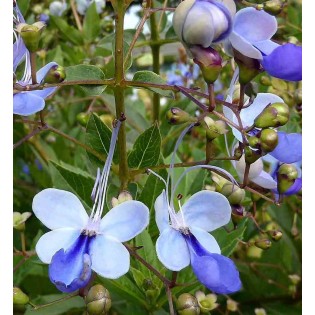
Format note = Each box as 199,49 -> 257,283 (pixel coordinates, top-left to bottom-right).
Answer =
195,291 -> 218,313
268,230 -> 283,241
42,64 -> 66,84
85,285 -> 112,315
263,0 -> 286,16
16,22 -> 46,52
111,191 -> 133,208
277,164 -> 299,193
13,212 -> 32,231
221,183 -> 245,205
254,239 -> 272,250
166,107 -> 197,125
245,147 -> 261,164
260,129 -> 278,153
13,287 -> 29,305
76,113 -> 90,127
231,205 -> 245,226
254,102 -> 290,128
176,293 -> 201,315
204,117 -> 227,141
226,299 -> 238,312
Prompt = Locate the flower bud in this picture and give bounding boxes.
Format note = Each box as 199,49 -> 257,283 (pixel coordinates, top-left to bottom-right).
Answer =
13,212 -> 32,231
173,0 -> 232,50
233,50 -> 261,84
254,239 -> 272,250
254,103 -> 290,128
190,46 -> 222,84
13,287 -> 29,305
244,147 -> 261,164
232,205 -> 245,226
176,293 -> 200,315
85,285 -> 111,315
226,299 -> 238,312
42,64 -> 66,84
204,117 -> 227,141
288,274 -> 301,285
221,183 -> 245,205
166,107 -> 197,125
263,0 -> 286,16
211,173 -> 229,192
111,191 -> 133,208
255,308 -> 267,315
268,230 -> 283,241
277,164 -> 299,193
294,89 -> 302,106
260,76 -> 272,86
260,129 -> 278,153
76,112 -> 90,127
195,291 -> 218,313
16,22 -> 46,52
32,4 -> 44,15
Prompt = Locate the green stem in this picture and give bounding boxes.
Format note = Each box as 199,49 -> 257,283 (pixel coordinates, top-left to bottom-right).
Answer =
150,2 -> 161,122
113,0 -> 129,190
30,292 -> 78,310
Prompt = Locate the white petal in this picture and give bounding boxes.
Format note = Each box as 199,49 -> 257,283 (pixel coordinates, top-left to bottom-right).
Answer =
182,191 -> 231,232
235,155 -> 263,180
36,228 -> 81,263
90,235 -> 130,279
156,227 -> 190,271
251,171 -> 277,189
220,0 -> 236,16
32,188 -> 89,230
254,40 -> 279,55
155,190 -> 170,233
190,226 -> 221,254
100,200 -> 149,242
233,8 -> 277,42
240,93 -> 284,127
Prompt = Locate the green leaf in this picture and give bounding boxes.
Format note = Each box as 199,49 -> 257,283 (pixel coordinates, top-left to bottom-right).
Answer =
50,15 -> 84,45
128,124 -> 161,169
65,65 -> 106,96
165,25 -> 177,39
212,219 -> 248,256
49,161 -> 95,210
132,71 -> 174,98
83,2 -> 101,43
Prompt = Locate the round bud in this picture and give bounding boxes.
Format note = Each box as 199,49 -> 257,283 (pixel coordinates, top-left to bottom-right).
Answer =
176,293 -> 200,315
13,287 -> 29,305
231,205 -> 245,226
42,65 -> 66,84
244,147 -> 261,164
277,164 -> 299,193
166,107 -> 196,125
76,112 -> 89,127
221,183 -> 245,205
195,291 -> 218,313
85,285 -> 111,315
204,117 -> 227,141
254,103 -> 290,128
254,239 -> 272,250
16,22 -> 46,52
268,230 -> 283,241
294,89 -> 302,106
248,136 -> 260,150
260,76 -> 272,86
260,129 -> 278,153
226,299 -> 238,312
255,308 -> 267,315
263,0 -> 285,16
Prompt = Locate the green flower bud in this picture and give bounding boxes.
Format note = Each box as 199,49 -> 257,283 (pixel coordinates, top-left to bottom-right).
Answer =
166,107 -> 197,125
13,212 -> 32,231
32,4 -> 44,15
195,291 -> 218,313
288,274 -> 301,285
221,183 -> 245,205
190,46 -> 222,84
226,299 -> 238,312
13,287 -> 29,305
16,22 -> 46,52
211,173 -> 229,192
260,76 -> 272,86
277,164 -> 299,193
260,129 -> 278,153
85,285 -> 111,315
263,0 -> 286,16
234,50 -> 261,85
248,136 -> 260,150
232,205 -> 245,226
244,147 -> 261,164
254,103 -> 290,128
294,89 -> 302,106
268,230 -> 283,241
255,308 -> 267,315
254,239 -> 272,250
76,113 -> 90,127
176,293 -> 200,315
42,65 -> 66,84
111,191 -> 133,208
204,117 -> 227,141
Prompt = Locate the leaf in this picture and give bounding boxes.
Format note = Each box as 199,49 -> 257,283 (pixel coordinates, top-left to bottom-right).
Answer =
165,25 -> 177,39
83,2 -> 101,43
132,71 -> 174,98
65,65 -> 106,96
112,38 -> 133,71
128,124 -> 161,169
50,15 -> 84,45
49,161 -> 95,210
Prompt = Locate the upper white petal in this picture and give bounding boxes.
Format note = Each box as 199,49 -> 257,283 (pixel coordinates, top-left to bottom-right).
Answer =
36,228 -> 81,263
235,156 -> 263,180
182,190 -> 231,232
154,190 -> 170,233
251,170 -> 277,189
32,188 -> 89,230
99,200 -> 149,242
190,226 -> 221,254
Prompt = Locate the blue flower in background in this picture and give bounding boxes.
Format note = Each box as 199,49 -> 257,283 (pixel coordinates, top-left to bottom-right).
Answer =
166,63 -> 199,86
32,121 -> 149,292
76,0 -> 106,15
226,8 -> 302,81
151,124 -> 241,294
49,1 -> 67,17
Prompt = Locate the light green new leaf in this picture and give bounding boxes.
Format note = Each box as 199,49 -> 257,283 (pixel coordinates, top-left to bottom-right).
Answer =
83,2 -> 101,43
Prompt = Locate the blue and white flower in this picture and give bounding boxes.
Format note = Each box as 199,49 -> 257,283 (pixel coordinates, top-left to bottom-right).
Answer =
150,124 -> 242,294
32,121 -> 150,293
76,0 -> 106,15
49,1 -> 67,17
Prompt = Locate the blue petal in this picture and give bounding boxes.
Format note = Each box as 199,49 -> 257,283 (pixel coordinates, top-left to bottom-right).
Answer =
13,92 -> 45,116
185,233 -> 241,294
13,40 -> 27,72
36,62 -> 59,83
262,44 -> 302,81
49,234 -> 93,293
270,132 -> 302,163
30,87 -> 57,100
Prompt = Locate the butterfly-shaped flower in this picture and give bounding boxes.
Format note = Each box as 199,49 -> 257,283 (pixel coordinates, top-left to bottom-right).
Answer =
32,121 -> 149,293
